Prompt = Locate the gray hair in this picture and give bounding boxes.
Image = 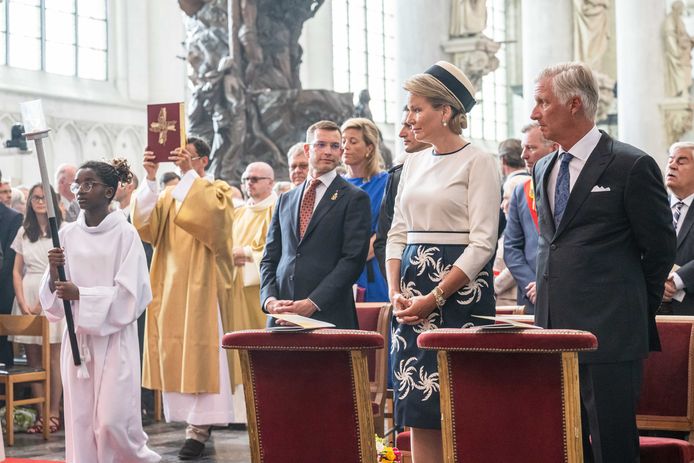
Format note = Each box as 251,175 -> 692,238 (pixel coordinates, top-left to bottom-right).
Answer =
521,121 -> 555,146
536,62 -> 599,121
669,141 -> 694,157
286,142 -> 305,164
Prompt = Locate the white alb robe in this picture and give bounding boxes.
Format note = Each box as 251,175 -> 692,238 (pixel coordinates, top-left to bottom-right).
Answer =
39,211 -> 160,463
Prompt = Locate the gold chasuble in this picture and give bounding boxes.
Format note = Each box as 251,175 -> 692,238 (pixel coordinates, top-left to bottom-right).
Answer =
229,192 -> 277,387
134,178 -> 234,394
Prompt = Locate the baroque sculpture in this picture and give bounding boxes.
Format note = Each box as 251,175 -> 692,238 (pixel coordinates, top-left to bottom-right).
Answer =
573,0 -> 610,70
664,0 -> 694,98
449,0 -> 487,37
179,0 -> 354,182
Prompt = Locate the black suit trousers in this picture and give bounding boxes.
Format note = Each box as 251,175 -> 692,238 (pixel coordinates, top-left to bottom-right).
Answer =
579,360 -> 643,463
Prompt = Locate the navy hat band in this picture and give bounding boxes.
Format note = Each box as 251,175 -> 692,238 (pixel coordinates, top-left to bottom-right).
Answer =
425,64 -> 476,113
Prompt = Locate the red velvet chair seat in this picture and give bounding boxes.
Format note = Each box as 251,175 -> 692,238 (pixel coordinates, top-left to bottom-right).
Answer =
418,328 -> 597,462
396,431 -> 411,452
223,329 -> 383,463
639,436 -> 694,463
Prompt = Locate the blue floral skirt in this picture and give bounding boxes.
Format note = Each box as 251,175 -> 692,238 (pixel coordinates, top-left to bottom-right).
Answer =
391,243 -> 495,429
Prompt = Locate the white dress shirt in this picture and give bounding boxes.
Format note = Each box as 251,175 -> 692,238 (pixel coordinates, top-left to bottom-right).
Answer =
302,169 -> 337,212
547,125 -> 602,213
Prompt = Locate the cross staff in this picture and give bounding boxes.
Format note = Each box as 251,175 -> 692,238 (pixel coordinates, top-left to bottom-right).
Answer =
23,128 -> 81,367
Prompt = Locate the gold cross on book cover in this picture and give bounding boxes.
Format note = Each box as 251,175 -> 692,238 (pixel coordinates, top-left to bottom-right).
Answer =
147,102 -> 186,163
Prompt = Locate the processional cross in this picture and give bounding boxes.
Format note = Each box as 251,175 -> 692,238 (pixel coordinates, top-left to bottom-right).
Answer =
149,107 -> 177,144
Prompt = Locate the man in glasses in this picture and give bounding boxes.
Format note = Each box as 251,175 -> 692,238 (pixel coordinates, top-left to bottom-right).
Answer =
133,137 -> 236,460
54,164 -> 80,222
261,120 -> 371,330
286,142 -> 309,187
227,161 -> 277,428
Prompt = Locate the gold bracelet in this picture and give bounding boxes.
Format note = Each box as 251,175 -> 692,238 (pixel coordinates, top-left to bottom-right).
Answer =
431,285 -> 446,308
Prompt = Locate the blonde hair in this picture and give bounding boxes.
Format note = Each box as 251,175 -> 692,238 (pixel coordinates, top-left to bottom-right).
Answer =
404,73 -> 468,134
340,117 -> 384,181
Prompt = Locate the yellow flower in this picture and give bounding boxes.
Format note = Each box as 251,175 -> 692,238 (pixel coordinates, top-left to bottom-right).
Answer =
385,448 -> 396,461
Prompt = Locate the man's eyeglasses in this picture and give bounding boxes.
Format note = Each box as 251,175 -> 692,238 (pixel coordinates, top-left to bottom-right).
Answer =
241,176 -> 272,184
311,141 -> 342,151
69,181 -> 109,194
290,163 -> 309,170
30,195 -> 46,203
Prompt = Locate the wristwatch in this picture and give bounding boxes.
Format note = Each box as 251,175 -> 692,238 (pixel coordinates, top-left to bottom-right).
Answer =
431,285 -> 446,308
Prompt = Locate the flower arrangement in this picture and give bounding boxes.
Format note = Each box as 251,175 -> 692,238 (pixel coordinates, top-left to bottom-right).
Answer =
376,435 -> 401,462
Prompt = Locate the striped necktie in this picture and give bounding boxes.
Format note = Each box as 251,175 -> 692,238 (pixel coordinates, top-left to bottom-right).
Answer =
673,201 -> 685,232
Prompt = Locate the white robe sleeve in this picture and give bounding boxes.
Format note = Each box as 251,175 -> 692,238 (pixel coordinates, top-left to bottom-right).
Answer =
132,178 -> 160,225
73,232 -> 152,337
40,268 -> 67,323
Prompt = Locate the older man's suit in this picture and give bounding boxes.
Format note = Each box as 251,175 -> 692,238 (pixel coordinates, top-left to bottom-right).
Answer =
0,204 -> 21,367
662,203 -> 694,314
503,179 -> 538,313
533,130 -> 676,462
260,174 -> 371,329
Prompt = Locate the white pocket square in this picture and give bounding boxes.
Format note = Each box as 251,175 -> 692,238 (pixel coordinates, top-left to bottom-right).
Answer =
591,185 -> 611,192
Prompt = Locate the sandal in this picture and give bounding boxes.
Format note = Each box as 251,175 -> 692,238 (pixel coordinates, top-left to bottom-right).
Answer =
48,416 -> 60,433
26,417 -> 44,434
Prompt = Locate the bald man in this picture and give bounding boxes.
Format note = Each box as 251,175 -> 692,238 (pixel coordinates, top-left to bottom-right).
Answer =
228,161 -> 278,427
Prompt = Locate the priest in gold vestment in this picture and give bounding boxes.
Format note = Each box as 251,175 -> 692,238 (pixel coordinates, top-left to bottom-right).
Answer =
229,161 -> 277,424
133,137 -> 236,460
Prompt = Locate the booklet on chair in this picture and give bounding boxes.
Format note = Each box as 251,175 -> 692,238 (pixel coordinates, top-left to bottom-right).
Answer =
266,314 -> 336,332
471,315 -> 544,330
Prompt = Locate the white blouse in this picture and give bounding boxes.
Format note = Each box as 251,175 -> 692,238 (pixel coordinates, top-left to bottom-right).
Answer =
385,144 -> 501,280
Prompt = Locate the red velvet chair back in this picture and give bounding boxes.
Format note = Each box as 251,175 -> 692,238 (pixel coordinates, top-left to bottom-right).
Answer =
418,328 -> 597,463
637,316 -> 694,436
223,329 -> 383,463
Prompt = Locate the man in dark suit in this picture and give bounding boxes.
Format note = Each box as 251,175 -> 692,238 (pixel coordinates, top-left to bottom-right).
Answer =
531,63 -> 676,463
503,122 -> 557,313
0,170 -> 22,367
261,120 -> 371,329
374,107 -> 430,277
662,142 -> 694,314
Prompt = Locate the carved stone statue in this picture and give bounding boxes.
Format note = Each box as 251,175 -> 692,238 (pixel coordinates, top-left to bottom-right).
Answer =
573,0 -> 610,70
664,0 -> 694,98
450,0 -> 487,37
354,89 -> 373,120
180,0 -> 355,181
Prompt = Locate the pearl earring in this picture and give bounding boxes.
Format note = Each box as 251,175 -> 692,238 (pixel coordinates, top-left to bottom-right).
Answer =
442,120 -> 448,127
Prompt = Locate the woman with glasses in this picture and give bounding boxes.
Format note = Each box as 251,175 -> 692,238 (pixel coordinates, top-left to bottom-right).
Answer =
341,117 -> 389,303
40,158 -> 160,463
386,62 -> 500,462
11,183 -> 65,434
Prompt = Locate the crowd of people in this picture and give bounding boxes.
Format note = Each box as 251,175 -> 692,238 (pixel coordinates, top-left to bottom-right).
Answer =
0,58 -> 688,463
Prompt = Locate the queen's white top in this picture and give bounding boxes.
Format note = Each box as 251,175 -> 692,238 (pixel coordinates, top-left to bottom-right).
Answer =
385,144 -> 501,280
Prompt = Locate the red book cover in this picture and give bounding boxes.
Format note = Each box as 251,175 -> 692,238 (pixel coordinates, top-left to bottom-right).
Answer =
147,102 -> 186,163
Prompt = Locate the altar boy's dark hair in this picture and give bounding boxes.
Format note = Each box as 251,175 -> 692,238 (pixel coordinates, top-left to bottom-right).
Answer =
79,158 -> 133,203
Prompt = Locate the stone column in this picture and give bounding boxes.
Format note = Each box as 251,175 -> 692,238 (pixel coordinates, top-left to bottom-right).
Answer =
521,1 -> 573,117
393,0 -> 450,154
615,0 -> 669,167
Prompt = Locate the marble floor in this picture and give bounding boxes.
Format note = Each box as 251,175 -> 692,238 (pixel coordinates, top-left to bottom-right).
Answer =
4,419 -> 252,462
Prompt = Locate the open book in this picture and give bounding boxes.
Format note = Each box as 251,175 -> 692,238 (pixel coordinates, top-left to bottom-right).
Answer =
471,315 -> 543,330
266,314 -> 336,332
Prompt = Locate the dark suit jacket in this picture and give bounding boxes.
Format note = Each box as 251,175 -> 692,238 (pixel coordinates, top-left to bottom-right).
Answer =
533,131 -> 676,363
503,180 -> 538,313
374,164 -> 402,278
664,204 -> 694,314
260,174 -> 371,329
0,204 -> 21,314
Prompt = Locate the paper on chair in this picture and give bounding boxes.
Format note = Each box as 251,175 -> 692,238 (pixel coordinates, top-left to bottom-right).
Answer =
266,314 -> 336,332
471,315 -> 543,330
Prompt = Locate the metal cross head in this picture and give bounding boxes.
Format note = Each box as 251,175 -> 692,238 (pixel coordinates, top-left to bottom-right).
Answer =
149,107 -> 177,145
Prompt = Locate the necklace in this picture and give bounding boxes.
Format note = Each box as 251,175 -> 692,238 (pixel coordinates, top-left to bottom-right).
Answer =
432,142 -> 471,156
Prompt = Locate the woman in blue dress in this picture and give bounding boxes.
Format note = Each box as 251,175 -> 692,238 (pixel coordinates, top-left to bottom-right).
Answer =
341,117 -> 389,302
385,61 -> 500,462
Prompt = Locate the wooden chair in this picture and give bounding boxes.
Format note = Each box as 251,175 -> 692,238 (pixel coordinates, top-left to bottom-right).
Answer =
0,315 -> 50,446
495,305 -> 526,315
222,328 -> 382,463
418,327 -> 597,462
356,302 -> 391,436
635,316 -> 694,462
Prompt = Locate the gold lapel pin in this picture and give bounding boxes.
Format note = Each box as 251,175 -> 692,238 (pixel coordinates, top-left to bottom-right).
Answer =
331,191 -> 338,201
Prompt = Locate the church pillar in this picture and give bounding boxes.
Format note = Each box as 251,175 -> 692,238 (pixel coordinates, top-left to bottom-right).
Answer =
615,0 -> 669,168
394,0 -> 450,153
520,1 -> 573,117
